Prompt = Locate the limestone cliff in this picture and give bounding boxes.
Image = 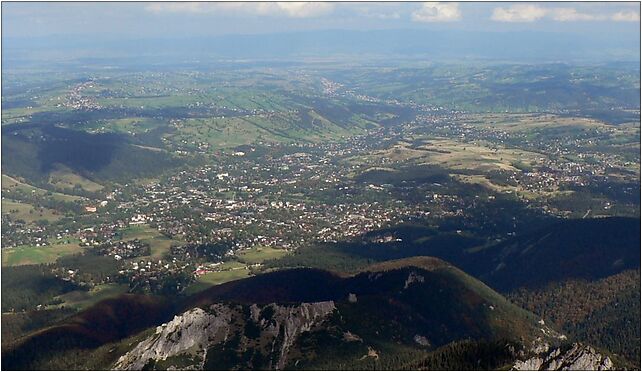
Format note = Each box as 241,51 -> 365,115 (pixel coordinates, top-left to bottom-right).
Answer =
114,301 -> 336,370
513,343 -> 614,371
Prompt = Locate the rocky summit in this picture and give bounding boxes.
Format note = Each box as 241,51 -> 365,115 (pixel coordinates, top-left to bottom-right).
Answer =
115,302 -> 336,370
513,343 -> 614,371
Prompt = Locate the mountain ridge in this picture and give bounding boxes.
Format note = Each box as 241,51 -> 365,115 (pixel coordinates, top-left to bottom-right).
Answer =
2,256 -> 564,370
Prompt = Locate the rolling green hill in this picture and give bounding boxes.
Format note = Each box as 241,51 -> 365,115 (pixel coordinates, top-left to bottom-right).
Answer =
2,294 -> 176,370
335,63 -> 640,118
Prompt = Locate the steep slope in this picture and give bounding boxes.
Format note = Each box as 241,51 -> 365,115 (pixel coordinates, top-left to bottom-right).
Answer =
469,217 -> 640,292
513,343 -> 614,371
115,302 -> 337,370
186,257 -> 546,346
511,270 -> 641,368
111,257 -> 562,370
2,294 -> 176,370
264,218 -> 640,293
8,256 -> 627,370
2,124 -> 181,187
3,257 -> 563,370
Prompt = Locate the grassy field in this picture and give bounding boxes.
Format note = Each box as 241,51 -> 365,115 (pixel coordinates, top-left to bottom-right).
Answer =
2,174 -> 83,202
461,113 -> 641,177
2,241 -> 84,267
168,110 -> 370,150
462,113 -> 608,133
236,246 -> 289,264
451,174 -> 577,202
82,117 -> 168,136
48,166 -> 103,192
1,199 -> 62,223
185,247 -> 290,294
352,138 -> 543,174
46,283 -> 129,311
421,140 -> 538,172
94,84 -> 295,112
185,261 -> 250,295
120,224 -> 183,259
1,106 -> 66,126
451,174 -> 517,194
96,94 -> 202,110
200,266 -> 250,285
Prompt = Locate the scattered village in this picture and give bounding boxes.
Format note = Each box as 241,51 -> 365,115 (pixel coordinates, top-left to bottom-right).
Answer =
2,96 -> 638,297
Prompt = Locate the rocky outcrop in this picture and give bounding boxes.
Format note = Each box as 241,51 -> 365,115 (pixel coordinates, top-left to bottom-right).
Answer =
413,334 -> 430,347
270,301 -> 336,369
513,343 -> 614,371
114,301 -> 336,371
114,305 -> 233,370
404,271 -> 425,289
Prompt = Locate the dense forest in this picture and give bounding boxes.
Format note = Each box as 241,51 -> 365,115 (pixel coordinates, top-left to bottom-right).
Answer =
511,270 -> 641,367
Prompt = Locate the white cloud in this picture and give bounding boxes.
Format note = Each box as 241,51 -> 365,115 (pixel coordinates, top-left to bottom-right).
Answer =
145,2 -> 334,18
612,10 -> 640,22
355,5 -> 402,20
492,4 -> 638,23
550,8 -> 602,22
374,12 -> 402,20
144,2 -> 640,24
145,2 -> 205,14
412,2 -> 461,23
491,4 -> 548,22
275,2 -> 333,18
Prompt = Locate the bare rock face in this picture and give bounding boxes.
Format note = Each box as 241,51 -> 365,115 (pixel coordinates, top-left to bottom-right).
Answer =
513,343 -> 614,371
413,334 -> 431,347
403,271 -> 425,289
114,301 -> 336,371
258,301 -> 336,369
114,305 -> 233,370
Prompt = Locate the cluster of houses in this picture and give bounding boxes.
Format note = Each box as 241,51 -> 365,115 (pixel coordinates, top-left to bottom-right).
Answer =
57,81 -> 103,111
2,91 -> 636,299
120,258 -> 192,294
0,218 -> 50,247
107,137 -> 449,254
95,239 -> 150,260
78,222 -> 127,246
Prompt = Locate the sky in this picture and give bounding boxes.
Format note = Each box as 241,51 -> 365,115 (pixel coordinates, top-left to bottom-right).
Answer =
2,2 -> 640,65
3,1 -> 640,39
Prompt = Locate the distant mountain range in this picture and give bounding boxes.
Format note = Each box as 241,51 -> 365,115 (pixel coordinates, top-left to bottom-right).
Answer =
4,29 -> 640,69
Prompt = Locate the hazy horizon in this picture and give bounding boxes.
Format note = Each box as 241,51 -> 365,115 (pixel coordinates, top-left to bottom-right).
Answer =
2,2 -> 640,67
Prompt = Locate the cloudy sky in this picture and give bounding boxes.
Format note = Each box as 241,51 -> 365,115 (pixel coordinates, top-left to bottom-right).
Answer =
3,2 -> 640,39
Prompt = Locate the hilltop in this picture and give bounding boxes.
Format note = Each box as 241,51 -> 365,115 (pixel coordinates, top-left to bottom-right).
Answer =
3,257 -> 566,370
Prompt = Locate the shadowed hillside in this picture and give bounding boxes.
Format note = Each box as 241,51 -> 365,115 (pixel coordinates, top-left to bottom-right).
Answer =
2,295 -> 176,370
3,257 -> 556,370
264,217 -> 641,293
470,217 -> 641,291
2,124 -> 181,187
